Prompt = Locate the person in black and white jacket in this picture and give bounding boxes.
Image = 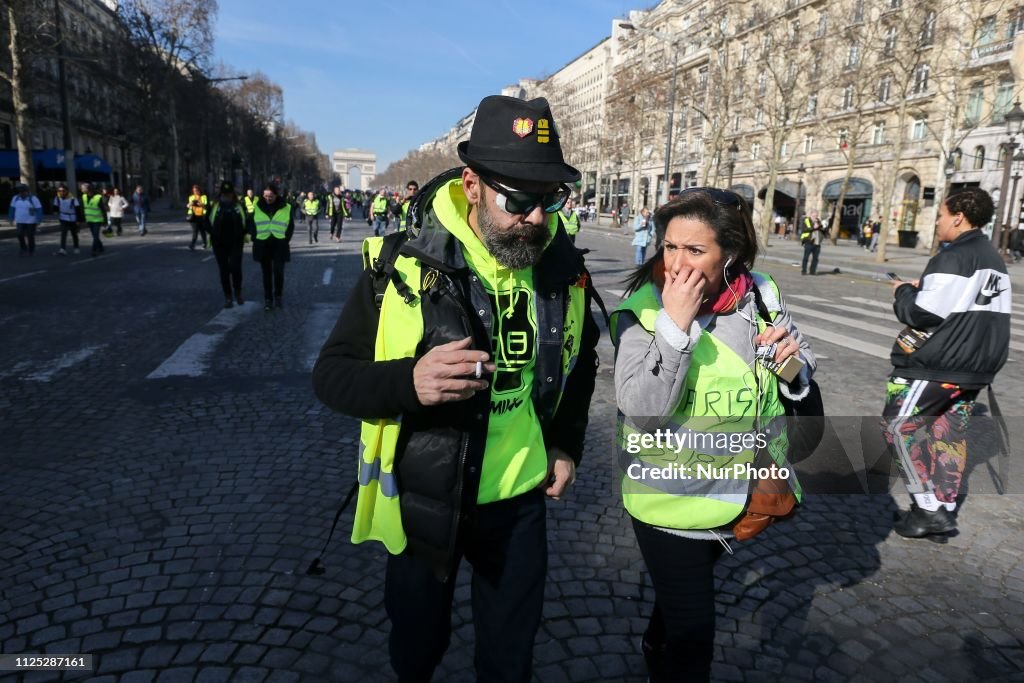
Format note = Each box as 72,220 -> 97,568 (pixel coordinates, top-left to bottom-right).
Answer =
882,188 -> 1011,539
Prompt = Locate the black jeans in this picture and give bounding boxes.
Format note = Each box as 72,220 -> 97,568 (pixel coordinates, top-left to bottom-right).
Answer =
385,489 -> 547,683
87,222 -> 104,255
258,257 -> 285,301
329,214 -> 344,238
801,243 -> 820,274
631,517 -> 725,682
15,223 -> 36,253
59,220 -> 79,250
213,242 -> 243,297
190,218 -> 209,248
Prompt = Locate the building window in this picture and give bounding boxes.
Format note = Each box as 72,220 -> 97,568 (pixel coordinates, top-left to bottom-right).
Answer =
761,35 -> 772,58
803,134 -> 814,153
883,26 -> 897,56
842,85 -> 855,110
878,74 -> 892,102
847,42 -> 861,68
852,0 -> 865,23
965,84 -> 984,126
973,146 -> 985,170
979,15 -> 997,46
912,63 -> 930,94
911,118 -> 926,140
837,129 -> 849,149
740,41 -> 749,65
920,10 -> 936,46
890,0 -> 902,8
751,142 -> 761,159
757,72 -> 767,96
998,145 -> 1008,168
817,11 -> 828,37
872,122 -> 886,145
1010,7 -> 1024,38
790,19 -> 801,44
755,107 -> 764,126
994,80 -> 1014,122
781,141 -> 789,157
807,95 -> 818,117
698,67 -> 708,90
733,113 -> 741,132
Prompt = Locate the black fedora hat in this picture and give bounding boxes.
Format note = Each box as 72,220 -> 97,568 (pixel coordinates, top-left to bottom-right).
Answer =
458,95 -> 580,184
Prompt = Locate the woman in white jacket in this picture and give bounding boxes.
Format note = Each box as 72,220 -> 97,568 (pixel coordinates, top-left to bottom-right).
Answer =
106,187 -> 130,236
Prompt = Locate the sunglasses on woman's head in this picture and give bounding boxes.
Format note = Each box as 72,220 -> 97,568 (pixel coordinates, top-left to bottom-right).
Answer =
478,174 -> 571,215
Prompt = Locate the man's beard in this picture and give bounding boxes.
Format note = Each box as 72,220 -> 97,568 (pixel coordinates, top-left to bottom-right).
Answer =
477,200 -> 549,270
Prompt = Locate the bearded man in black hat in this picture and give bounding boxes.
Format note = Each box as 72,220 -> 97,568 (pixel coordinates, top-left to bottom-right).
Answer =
208,180 -> 247,308
313,95 -> 600,682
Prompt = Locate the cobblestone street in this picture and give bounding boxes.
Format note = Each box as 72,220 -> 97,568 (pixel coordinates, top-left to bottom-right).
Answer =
0,218 -> 1022,682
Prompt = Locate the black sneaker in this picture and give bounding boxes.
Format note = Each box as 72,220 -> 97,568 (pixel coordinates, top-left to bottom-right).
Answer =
264,299 -> 273,312
235,292 -> 245,305
894,502 -> 957,538
224,298 -> 234,309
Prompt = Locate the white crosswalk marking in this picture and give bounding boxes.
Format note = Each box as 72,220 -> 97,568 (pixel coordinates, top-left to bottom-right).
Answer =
787,304 -> 895,337
322,267 -> 333,285
606,288 -> 625,299
147,304 -> 259,378
792,322 -> 892,359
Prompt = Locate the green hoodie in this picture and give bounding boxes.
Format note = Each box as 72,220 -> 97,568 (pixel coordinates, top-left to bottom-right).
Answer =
431,179 -> 551,504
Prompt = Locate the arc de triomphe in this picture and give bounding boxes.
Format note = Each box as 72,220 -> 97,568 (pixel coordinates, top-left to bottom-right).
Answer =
331,149 -> 376,191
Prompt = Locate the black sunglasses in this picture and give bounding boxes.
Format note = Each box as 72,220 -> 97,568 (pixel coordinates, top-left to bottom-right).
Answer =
478,174 -> 571,215
676,187 -> 743,207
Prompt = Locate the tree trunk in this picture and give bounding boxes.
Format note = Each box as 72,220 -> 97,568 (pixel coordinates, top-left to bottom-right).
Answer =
7,4 -> 34,190
760,167 -> 779,248
875,98 -> 910,264
167,97 -> 180,208
829,151 -> 859,245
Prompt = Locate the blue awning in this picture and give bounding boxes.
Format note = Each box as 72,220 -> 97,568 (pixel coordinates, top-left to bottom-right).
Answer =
75,154 -> 112,174
0,150 -> 18,177
35,148 -> 68,170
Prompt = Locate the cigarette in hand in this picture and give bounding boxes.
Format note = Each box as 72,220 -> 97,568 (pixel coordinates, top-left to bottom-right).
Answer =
475,361 -> 483,379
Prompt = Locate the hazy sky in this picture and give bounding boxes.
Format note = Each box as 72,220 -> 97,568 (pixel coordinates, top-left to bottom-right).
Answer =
213,0 -> 635,171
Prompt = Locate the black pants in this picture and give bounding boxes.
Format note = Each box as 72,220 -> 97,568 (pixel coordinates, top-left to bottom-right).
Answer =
385,490 -> 547,683
87,222 -> 104,255
631,517 -> 725,682
213,242 -> 243,297
801,243 -> 820,274
258,257 -> 285,301
15,223 -> 36,253
330,214 -> 344,238
190,218 -> 209,248
111,217 -> 123,235
59,220 -> 79,250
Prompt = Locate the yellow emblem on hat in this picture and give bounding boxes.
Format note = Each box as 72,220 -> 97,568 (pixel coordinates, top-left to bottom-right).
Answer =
512,118 -> 534,138
537,118 -> 550,144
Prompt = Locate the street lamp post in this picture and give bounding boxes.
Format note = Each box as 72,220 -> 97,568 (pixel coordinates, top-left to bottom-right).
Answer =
1006,149 -> 1024,252
726,141 -> 739,189
795,163 -> 806,231
993,100 -> 1024,258
614,157 -> 624,229
619,22 -> 681,208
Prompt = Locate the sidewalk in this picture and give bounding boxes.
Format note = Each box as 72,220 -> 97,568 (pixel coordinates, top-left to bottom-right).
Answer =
583,219 -> 1024,289
0,198 -> 181,241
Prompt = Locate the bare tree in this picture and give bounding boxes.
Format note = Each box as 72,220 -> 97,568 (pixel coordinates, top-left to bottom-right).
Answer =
0,1 -> 55,190
736,6 -> 825,245
373,147 -> 462,189
119,0 -> 216,205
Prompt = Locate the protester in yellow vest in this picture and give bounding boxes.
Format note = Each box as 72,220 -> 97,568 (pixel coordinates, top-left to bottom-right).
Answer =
558,197 -> 581,242
79,182 -> 107,257
186,184 -> 209,251
313,95 -> 600,682
611,188 -> 816,681
370,188 -> 389,236
303,191 -> 321,244
208,180 -> 248,308
247,182 -> 294,311
243,189 -> 257,214
325,186 -> 350,242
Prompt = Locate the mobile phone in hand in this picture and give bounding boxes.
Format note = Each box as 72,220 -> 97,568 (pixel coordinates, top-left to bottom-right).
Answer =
886,272 -> 901,281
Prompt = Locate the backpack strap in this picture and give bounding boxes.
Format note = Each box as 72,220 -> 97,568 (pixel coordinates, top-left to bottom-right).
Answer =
369,231 -> 411,310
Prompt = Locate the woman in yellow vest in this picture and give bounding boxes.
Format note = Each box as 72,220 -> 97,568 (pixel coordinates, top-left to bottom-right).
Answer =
248,182 -> 294,311
611,188 -> 816,681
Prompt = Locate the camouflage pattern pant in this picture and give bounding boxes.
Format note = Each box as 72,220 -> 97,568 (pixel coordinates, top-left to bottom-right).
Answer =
882,378 -> 979,504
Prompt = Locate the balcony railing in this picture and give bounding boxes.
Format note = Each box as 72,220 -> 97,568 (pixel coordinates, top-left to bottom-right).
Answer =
970,39 -> 1014,60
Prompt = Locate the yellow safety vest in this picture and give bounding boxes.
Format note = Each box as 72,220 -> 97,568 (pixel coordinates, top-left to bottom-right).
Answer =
304,199 -> 320,216
372,196 -> 388,216
82,194 -> 104,223
209,202 -> 246,226
187,194 -> 208,218
609,274 -> 800,531
243,196 -> 257,214
559,210 -> 581,236
253,204 -> 290,240
350,235 -> 588,555
799,217 -> 814,243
